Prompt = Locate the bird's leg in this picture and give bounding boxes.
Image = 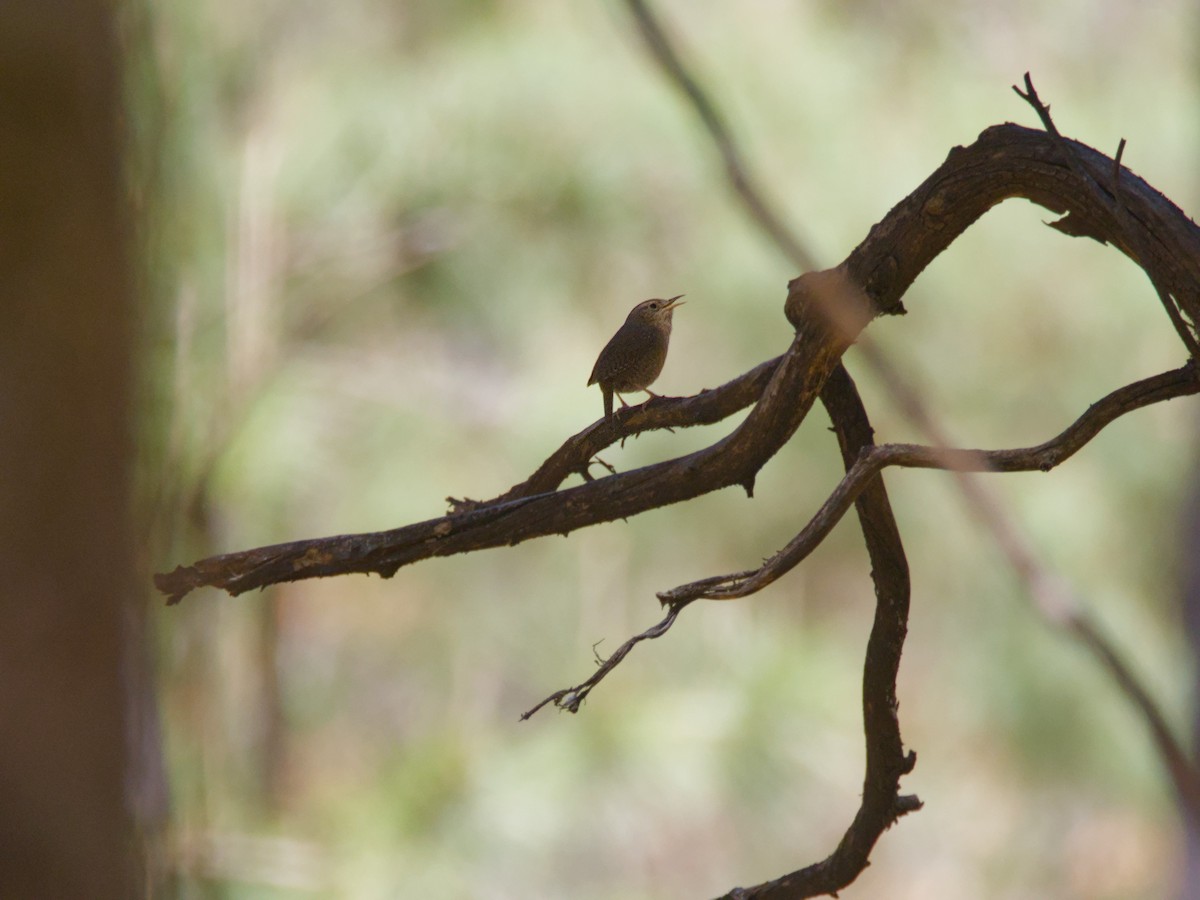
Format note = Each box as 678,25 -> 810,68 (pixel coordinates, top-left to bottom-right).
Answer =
642,389 -> 667,409
639,390 -> 674,432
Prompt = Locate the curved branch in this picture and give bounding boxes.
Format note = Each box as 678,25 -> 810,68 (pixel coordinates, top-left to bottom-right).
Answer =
157,121 -> 1200,605
661,362 -> 1200,603
519,602 -> 686,720
523,365 -> 924,897
155,328 -> 842,604
725,365 -> 919,898
1013,73 -> 1200,355
491,353 -> 783,504
831,125 -> 1200,331
621,23 -> 1200,853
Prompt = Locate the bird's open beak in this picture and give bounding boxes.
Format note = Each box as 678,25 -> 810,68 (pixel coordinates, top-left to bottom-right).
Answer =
663,294 -> 685,309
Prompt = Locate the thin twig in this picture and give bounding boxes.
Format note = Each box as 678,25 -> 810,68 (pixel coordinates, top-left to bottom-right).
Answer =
1111,137 -> 1127,213
1154,285 -> 1200,359
520,602 -> 687,719
1014,74 -> 1200,357
1013,73 -> 1111,206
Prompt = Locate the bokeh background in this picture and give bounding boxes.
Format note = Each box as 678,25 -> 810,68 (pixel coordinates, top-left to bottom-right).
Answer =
131,1 -> 1200,897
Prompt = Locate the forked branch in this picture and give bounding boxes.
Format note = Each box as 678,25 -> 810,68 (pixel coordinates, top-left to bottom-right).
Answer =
156,119 -> 1200,607
153,57 -> 1200,897
661,362 -> 1200,603
623,4 -> 1200,859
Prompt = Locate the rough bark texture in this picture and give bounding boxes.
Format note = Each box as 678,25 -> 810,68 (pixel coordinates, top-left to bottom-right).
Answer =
156,123 -> 1200,605
718,366 -> 920,899
155,115 -> 1200,898
838,124 -> 1200,327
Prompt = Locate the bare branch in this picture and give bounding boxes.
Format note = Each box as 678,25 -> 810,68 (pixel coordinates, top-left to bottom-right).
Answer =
1014,73 -> 1200,356
1111,137 -> 1127,210
624,29 -> 1200,838
150,54 -> 1200,896
722,365 -> 920,898
158,122 -> 1200,608
923,416 -> 1200,822
528,365 -> 924,895
661,362 -> 1200,603
155,320 -> 848,604
605,28 -> 1200,860
520,602 -> 687,720
494,353 -> 783,503
1013,73 -> 1107,204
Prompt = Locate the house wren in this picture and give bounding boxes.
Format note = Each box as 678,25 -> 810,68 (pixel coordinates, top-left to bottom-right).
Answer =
587,295 -> 684,422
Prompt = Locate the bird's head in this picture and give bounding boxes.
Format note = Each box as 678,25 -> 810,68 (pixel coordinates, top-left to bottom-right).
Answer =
628,294 -> 685,324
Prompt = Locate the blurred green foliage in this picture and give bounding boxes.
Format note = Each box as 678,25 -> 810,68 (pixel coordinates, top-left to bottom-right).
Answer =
130,0 -> 1199,896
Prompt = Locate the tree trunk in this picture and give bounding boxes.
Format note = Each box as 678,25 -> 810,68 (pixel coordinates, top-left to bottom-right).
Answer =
0,2 -> 140,896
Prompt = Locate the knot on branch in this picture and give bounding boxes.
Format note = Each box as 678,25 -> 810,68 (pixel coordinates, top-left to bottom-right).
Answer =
785,266 -> 877,341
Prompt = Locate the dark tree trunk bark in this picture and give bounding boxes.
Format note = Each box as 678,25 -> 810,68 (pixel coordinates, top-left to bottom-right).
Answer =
0,2 -> 140,896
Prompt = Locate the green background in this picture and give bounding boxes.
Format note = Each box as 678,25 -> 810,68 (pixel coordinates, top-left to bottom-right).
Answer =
133,2 -> 1200,897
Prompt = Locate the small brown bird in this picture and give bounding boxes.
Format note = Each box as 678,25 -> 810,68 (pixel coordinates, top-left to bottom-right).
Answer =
587,295 -> 684,422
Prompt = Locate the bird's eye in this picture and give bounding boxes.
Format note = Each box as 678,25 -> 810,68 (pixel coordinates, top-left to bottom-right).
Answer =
648,302 -> 658,309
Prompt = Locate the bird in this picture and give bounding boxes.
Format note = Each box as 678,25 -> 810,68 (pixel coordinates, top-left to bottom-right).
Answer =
587,294 -> 684,422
